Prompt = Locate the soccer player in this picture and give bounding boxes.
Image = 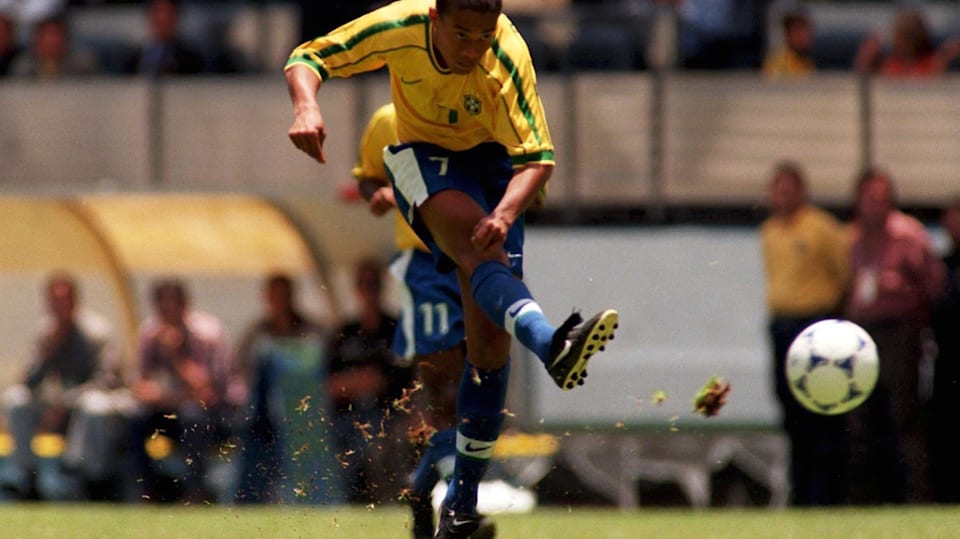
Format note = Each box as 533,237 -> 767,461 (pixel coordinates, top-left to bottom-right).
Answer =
285,2 -> 618,536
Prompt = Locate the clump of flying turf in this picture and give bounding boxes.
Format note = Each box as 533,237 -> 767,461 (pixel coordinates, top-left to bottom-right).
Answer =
692,376 -> 731,418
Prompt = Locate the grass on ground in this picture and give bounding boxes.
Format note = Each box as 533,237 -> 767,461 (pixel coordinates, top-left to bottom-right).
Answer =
1,503 -> 959,539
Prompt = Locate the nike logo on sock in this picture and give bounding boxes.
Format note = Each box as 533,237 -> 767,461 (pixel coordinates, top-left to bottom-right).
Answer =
464,442 -> 493,453
507,300 -> 531,319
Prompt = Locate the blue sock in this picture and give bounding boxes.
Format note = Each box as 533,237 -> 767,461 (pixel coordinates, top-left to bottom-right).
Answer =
470,260 -> 555,362
443,360 -> 510,514
411,428 -> 456,506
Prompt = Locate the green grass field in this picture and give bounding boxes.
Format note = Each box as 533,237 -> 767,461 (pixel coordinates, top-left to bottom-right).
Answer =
2,503 -> 959,539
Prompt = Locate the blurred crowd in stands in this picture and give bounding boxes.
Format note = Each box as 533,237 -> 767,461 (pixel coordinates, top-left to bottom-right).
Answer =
1,0 -> 960,79
0,260 -> 417,505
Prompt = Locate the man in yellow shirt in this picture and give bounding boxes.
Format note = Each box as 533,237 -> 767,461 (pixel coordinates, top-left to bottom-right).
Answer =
285,1 -> 618,536
760,160 -> 850,506
762,9 -> 815,79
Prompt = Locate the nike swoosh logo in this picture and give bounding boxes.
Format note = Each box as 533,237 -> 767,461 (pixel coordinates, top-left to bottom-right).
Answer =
464,442 -> 493,453
507,301 -> 528,318
452,518 -> 474,527
400,77 -> 422,85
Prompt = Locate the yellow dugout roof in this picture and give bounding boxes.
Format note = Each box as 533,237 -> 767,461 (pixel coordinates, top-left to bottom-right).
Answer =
75,193 -> 316,276
0,194 -> 328,389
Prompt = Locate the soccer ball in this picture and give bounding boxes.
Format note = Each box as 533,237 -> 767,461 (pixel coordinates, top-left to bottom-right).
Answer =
785,319 -> 879,415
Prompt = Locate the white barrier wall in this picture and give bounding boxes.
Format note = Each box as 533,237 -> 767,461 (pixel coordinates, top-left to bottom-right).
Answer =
521,226 -> 778,428
3,74 -> 959,206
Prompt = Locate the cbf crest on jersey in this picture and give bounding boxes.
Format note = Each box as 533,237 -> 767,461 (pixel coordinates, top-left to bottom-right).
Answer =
464,94 -> 482,116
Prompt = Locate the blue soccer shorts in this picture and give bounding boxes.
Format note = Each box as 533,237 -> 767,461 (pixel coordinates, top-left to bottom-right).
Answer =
383,141 -> 524,278
389,248 -> 466,360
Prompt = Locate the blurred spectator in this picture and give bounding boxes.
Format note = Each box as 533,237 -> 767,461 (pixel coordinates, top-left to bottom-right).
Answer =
0,0 -> 65,30
122,0 -> 205,76
854,8 -> 960,78
8,13 -> 99,78
327,257 -> 414,504
760,161 -> 851,505
0,9 -> 21,76
762,7 -> 815,79
233,273 -> 343,505
646,0 -> 680,70
129,278 -> 241,503
0,272 -> 121,500
661,0 -> 768,70
929,196 -> 960,503
843,168 -> 945,504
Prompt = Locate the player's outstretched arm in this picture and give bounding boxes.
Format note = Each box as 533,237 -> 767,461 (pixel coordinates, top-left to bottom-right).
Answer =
286,64 -> 327,163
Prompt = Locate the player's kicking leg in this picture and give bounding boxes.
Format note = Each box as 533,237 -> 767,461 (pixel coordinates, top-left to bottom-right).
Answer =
467,259 -> 619,390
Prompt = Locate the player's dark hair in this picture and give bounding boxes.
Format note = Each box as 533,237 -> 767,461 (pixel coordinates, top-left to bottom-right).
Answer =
436,0 -> 502,16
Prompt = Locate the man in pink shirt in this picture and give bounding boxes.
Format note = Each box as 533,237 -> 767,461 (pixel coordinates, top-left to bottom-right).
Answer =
844,168 -> 945,504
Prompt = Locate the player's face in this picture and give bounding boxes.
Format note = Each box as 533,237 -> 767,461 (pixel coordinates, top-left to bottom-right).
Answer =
430,7 -> 499,74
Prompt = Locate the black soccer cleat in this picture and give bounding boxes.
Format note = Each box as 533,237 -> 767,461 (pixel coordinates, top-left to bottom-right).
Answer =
547,309 -> 618,390
410,497 -> 435,539
435,504 -> 484,539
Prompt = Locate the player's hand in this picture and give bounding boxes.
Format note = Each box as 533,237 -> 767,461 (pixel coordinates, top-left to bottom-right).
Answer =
368,186 -> 397,216
288,104 -> 327,163
471,213 -> 510,252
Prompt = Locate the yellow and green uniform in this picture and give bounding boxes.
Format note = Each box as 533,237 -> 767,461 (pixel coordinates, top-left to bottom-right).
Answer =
352,103 -> 428,253
286,0 -> 554,169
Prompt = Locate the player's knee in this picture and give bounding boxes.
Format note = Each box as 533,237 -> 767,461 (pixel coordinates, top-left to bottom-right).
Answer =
466,348 -> 509,370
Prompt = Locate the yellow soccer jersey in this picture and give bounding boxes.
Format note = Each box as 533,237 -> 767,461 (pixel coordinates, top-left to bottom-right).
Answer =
286,0 -> 554,168
352,103 -> 429,253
